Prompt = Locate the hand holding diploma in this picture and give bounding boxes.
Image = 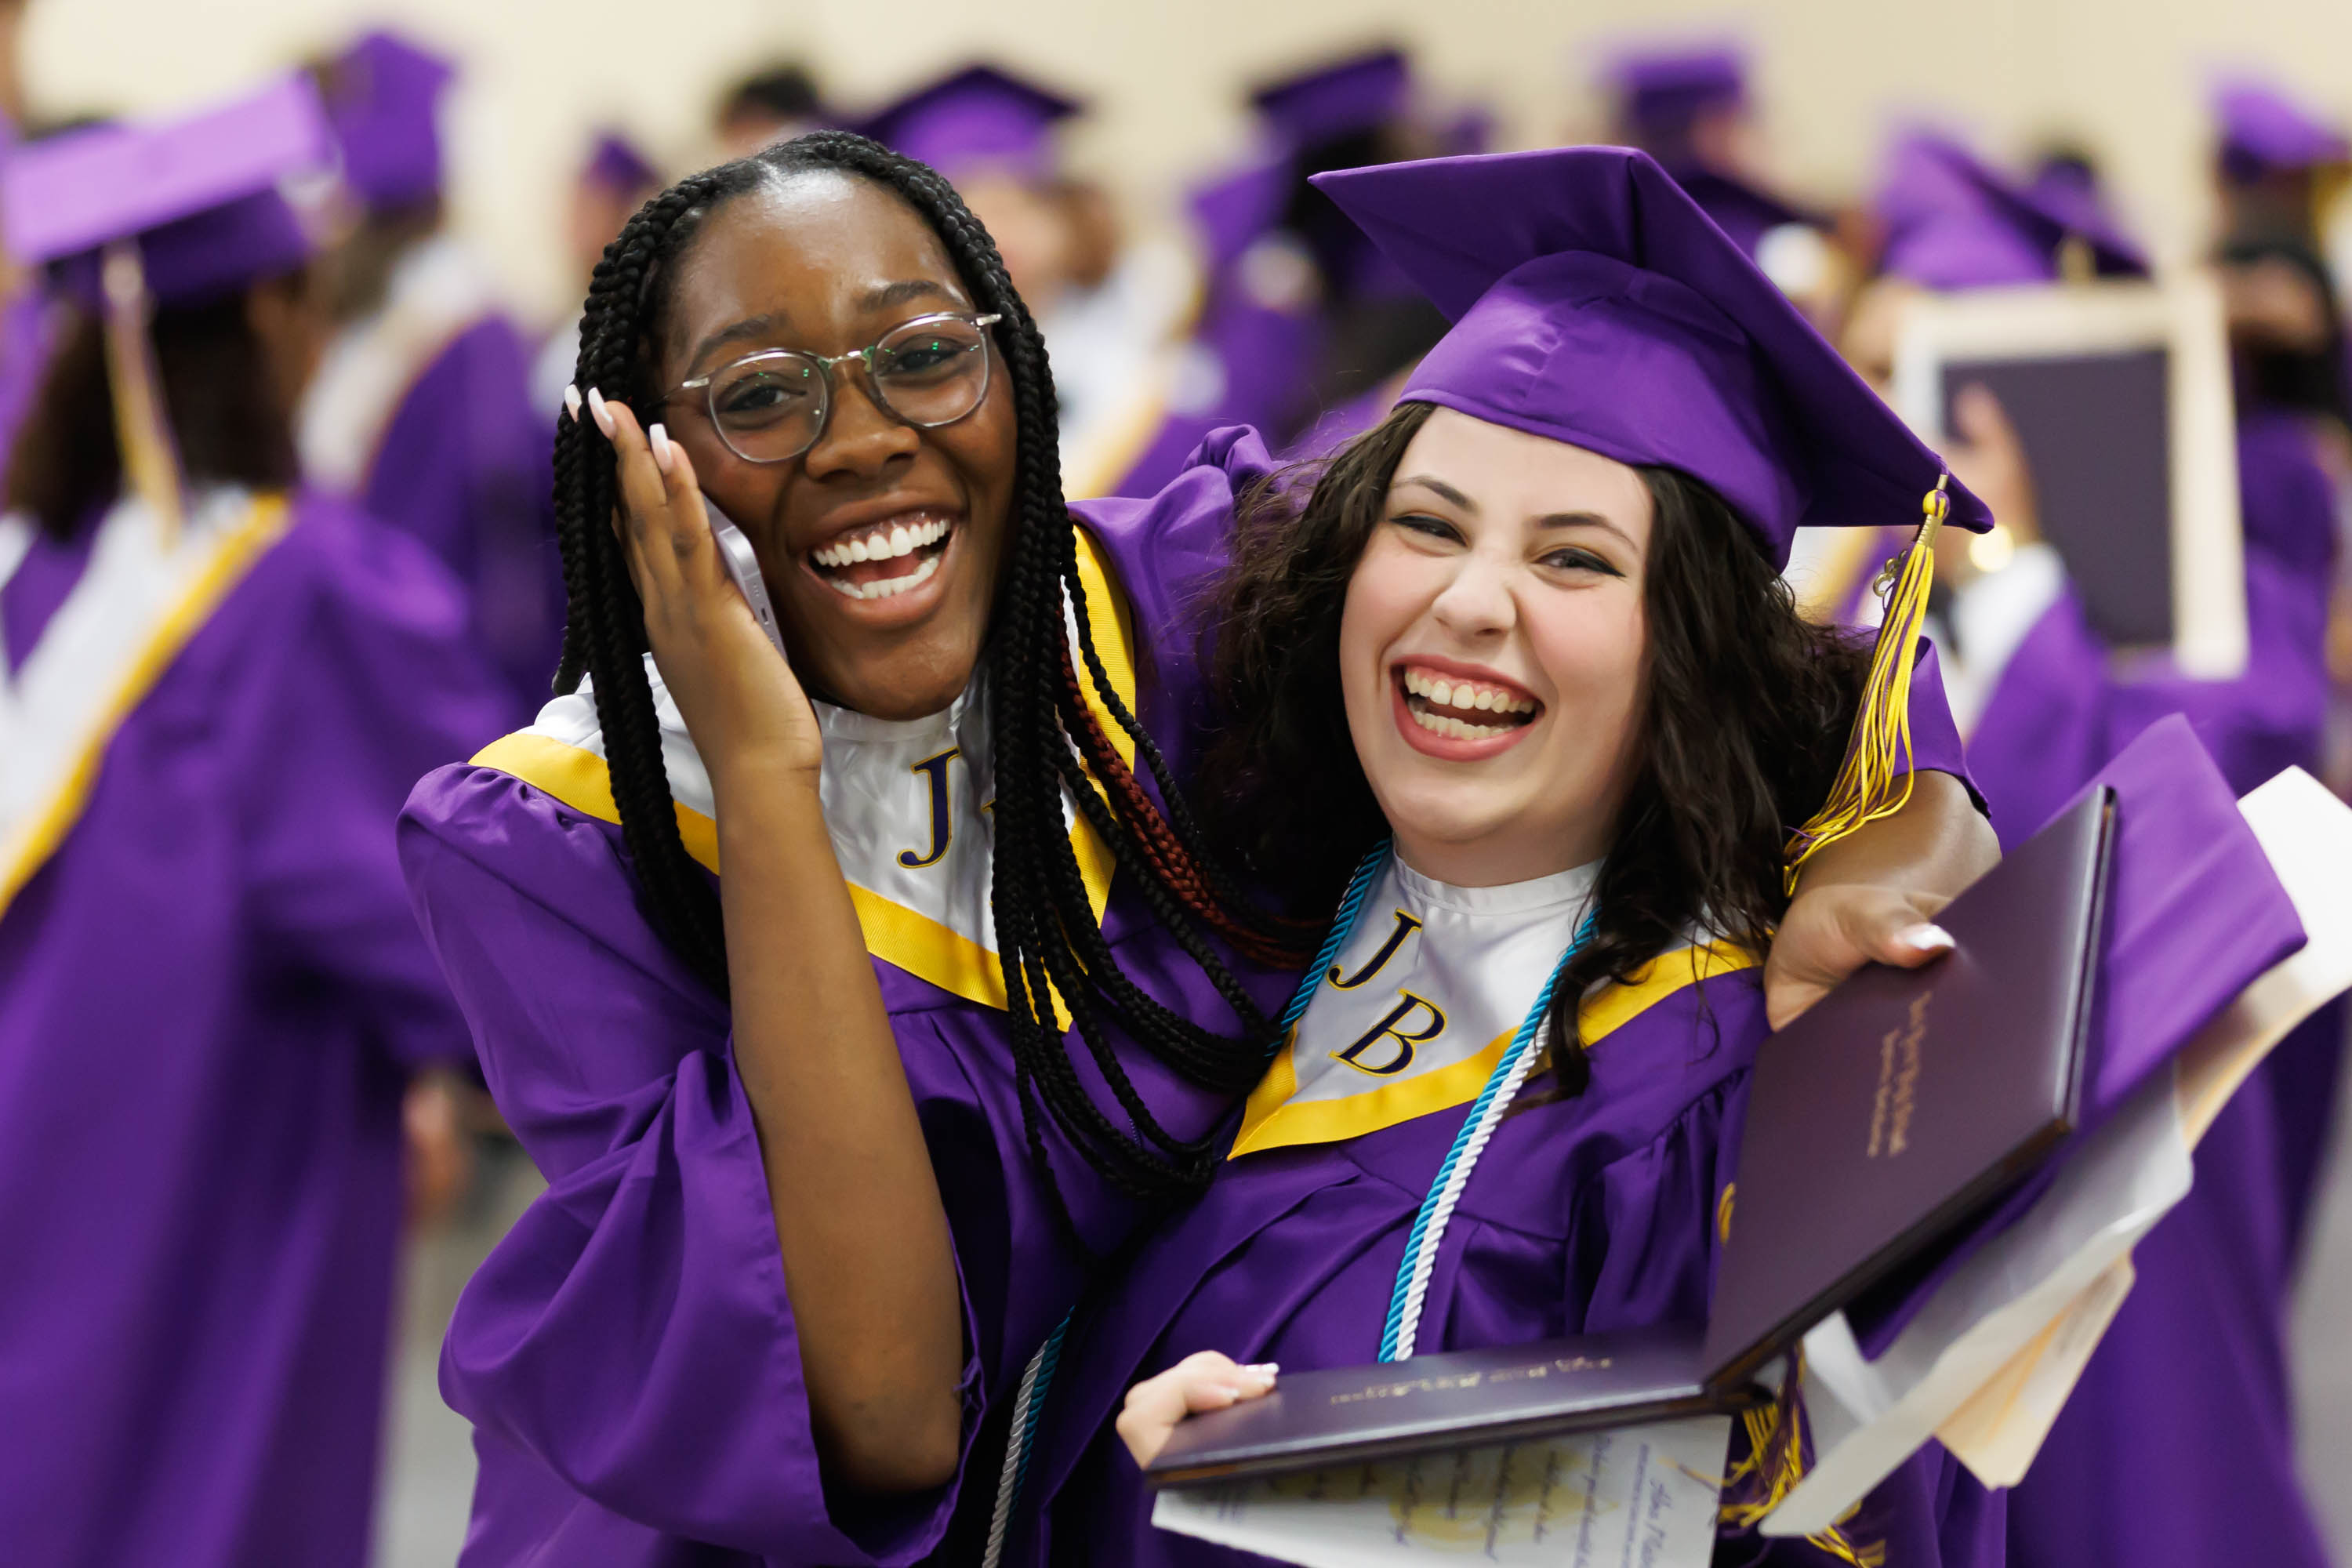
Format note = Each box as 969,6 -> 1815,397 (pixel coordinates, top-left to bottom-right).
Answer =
1120,1352 -> 1283,1466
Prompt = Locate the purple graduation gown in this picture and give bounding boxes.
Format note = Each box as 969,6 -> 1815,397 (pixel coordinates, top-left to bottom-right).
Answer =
1000,664 -> 1993,1566
400,430 -> 1295,1565
362,314 -> 563,725
1014,953 -> 1998,1568
0,489 -> 503,1566
1967,415 -> 2338,1568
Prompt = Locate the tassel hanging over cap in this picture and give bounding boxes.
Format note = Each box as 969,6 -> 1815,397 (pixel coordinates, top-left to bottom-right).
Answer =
98,240 -> 187,546
1781,476 -> 1950,893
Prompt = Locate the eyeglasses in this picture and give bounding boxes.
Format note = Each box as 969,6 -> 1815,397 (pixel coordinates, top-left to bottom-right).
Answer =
667,310 -> 1004,465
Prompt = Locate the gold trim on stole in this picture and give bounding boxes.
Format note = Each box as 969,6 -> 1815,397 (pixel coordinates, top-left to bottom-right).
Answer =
0,495 -> 294,916
1230,940 -> 1762,1159
470,524 -> 1139,1016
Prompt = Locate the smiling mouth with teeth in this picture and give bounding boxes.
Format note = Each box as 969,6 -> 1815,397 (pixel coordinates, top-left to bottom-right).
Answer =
1399,666 -> 1541,742
808,514 -> 956,602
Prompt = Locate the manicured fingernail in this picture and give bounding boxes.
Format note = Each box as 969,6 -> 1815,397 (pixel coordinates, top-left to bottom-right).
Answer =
649,422 -> 675,475
562,384 -> 583,421
1898,924 -> 1955,953
586,386 -> 615,437
1211,1384 -> 1243,1400
1247,1363 -> 1280,1375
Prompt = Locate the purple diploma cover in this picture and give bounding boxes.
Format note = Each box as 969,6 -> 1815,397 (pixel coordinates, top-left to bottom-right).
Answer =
1149,788 -> 2117,1486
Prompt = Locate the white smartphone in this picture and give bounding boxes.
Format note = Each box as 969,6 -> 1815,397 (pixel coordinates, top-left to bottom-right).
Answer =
708,508 -> 788,660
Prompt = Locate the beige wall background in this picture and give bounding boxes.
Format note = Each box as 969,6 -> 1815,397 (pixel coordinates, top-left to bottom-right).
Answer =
24,0 -> 2352,321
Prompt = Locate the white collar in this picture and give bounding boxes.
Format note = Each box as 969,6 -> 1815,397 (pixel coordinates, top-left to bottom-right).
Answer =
1232,852 -> 1602,1156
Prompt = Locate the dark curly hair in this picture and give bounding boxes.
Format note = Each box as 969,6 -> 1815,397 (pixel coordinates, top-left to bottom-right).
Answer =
1200,399 -> 1874,1094
551,131 -> 1296,1214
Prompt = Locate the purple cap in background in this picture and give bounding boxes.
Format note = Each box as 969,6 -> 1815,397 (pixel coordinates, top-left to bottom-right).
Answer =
2213,75 -> 2350,182
1187,154 -> 1290,278
1436,104 -> 1494,159
855,64 -> 1080,182
322,28 -> 456,212
1604,42 -> 1748,155
1248,47 -> 1410,148
1311,147 -> 1991,564
1669,167 -> 1820,261
583,129 -> 659,195
1876,132 -> 2148,292
5,73 -> 331,307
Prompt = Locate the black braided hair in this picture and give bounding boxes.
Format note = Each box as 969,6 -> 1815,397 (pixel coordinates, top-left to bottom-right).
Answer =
549,132 -> 1294,1211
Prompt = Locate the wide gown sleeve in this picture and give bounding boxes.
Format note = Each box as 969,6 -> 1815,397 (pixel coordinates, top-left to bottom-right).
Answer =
1902,638 -> 1982,810
400,766 -> 982,1564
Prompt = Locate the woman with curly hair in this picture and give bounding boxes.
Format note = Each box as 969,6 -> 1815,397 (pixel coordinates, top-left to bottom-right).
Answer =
1018,146 -> 2007,1566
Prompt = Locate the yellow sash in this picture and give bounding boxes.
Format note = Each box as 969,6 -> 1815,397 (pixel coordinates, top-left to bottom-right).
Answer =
0,493 -> 293,915
1232,940 -> 1760,1158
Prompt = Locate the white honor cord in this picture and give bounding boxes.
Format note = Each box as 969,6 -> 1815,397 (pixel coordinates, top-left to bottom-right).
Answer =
979,1329 -> 1059,1568
1387,1014 -> 1558,1362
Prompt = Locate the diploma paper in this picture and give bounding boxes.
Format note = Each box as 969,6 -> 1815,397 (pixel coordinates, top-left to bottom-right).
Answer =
1151,1417 -> 1730,1568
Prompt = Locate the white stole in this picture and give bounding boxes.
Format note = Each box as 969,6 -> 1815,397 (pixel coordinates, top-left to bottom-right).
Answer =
0,487 -> 292,911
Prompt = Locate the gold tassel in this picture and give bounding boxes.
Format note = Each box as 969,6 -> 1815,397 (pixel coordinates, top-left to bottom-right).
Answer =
1781,477 -> 1951,894
1715,1354 -> 1887,1566
98,241 -> 185,547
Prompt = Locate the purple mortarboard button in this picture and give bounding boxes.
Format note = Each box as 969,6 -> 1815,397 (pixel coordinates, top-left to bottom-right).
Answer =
1311,147 -> 1992,566
583,130 -> 658,195
2213,75 -> 2350,181
5,74 -> 329,307
324,29 -> 456,213
1248,47 -> 1410,148
1876,132 -> 2147,291
1605,42 -> 1748,147
856,64 -> 1080,182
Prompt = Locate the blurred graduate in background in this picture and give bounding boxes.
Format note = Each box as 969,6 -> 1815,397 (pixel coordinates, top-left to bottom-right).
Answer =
2201,75 -> 2352,1333
713,60 -> 829,162
1599,40 -> 1847,328
1118,45 -> 1490,483
0,75 -> 502,1566
528,128 -> 663,418
856,64 -> 1199,499
1828,129 -> 2338,1568
299,28 -> 557,722
2212,74 -> 2351,254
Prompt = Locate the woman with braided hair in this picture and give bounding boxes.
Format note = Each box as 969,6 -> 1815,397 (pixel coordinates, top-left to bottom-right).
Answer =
397,130 -> 1996,1564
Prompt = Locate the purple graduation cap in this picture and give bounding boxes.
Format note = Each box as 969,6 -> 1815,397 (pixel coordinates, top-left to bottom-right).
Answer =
2,73 -> 332,532
1248,46 -> 1411,149
1604,42 -> 1748,161
582,129 -> 659,195
1875,132 -> 2148,292
855,64 -> 1080,181
2213,74 -> 2350,182
322,29 -> 456,212
1188,154 -> 1289,278
1310,146 -> 1993,567
6,73 -> 330,307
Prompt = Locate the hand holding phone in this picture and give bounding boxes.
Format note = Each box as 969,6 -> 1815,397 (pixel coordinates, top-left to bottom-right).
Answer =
710,510 -> 789,660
